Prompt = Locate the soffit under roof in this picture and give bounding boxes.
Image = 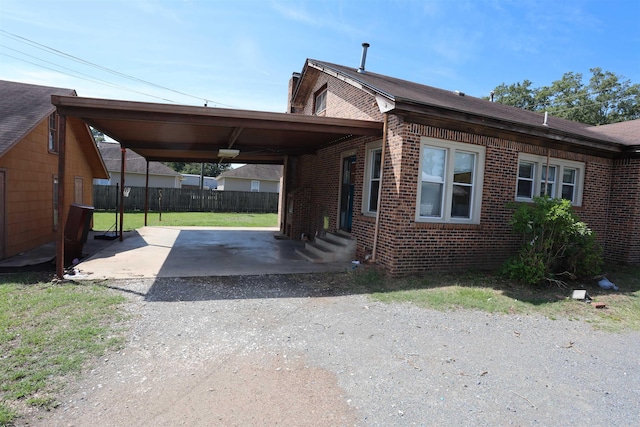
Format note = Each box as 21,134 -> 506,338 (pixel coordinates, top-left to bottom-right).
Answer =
52,95 -> 383,164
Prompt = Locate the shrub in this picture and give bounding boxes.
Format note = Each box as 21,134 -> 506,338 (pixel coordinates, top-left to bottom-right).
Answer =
501,197 -> 603,286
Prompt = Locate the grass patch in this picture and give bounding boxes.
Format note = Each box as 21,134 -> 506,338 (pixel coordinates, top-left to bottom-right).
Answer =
0,273 -> 126,425
352,265 -> 640,332
92,211 -> 278,231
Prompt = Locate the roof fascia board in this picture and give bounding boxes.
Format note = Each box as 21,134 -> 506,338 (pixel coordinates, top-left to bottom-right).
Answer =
376,95 -> 395,113
290,61 -> 310,106
393,102 -> 623,157
307,60 -> 395,102
52,95 -> 382,136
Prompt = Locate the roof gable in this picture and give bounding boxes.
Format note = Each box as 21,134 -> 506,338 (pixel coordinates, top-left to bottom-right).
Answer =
0,80 -> 75,156
0,80 -> 109,177
216,164 -> 283,181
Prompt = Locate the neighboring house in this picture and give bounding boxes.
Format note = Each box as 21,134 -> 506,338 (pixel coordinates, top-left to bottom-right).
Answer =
216,164 -> 282,193
0,80 -> 108,259
285,57 -> 640,275
96,141 -> 182,188
181,173 -> 217,189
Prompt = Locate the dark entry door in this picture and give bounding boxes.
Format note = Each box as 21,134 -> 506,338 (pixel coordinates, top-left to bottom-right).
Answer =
339,156 -> 356,233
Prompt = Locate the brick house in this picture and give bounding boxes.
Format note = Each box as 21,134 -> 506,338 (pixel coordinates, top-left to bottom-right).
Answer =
96,141 -> 183,188
285,58 -> 640,275
216,164 -> 283,193
0,80 -> 108,259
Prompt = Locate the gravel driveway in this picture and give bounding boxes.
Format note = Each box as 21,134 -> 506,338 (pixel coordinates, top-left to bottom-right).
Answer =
28,274 -> 640,426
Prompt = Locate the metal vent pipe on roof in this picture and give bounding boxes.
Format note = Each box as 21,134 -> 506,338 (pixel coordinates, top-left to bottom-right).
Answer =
357,42 -> 370,73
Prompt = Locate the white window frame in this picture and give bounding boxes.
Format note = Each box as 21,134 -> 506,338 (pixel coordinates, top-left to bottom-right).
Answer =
415,137 -> 485,224
515,154 -> 585,206
48,113 -> 58,152
314,87 -> 327,115
362,140 -> 382,217
250,180 -> 260,192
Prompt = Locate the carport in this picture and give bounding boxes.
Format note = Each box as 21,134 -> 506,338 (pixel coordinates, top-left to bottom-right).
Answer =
51,95 -> 383,277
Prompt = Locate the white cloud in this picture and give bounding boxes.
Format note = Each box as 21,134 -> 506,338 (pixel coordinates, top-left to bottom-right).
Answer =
269,0 -> 365,39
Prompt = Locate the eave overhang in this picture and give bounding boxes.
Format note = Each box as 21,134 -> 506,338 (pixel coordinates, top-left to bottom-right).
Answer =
52,95 -> 383,164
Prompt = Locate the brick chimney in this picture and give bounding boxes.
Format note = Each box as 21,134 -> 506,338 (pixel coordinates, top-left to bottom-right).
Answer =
287,72 -> 301,113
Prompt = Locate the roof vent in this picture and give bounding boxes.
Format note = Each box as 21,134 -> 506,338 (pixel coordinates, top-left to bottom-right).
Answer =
357,42 -> 370,73
454,90 -> 465,96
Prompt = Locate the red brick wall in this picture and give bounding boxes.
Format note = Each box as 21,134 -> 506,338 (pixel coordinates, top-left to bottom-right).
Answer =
288,69 -> 623,275
607,158 -> 640,264
371,121 -> 613,275
299,73 -> 383,121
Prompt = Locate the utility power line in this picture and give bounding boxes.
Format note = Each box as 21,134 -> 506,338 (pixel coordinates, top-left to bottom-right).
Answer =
0,50 -> 176,103
0,29 -> 235,107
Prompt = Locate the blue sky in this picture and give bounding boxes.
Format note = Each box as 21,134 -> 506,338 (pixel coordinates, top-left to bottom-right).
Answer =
1,0 -> 639,112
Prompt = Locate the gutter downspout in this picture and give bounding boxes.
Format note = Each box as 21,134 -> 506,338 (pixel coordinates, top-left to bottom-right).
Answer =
371,112 -> 388,263
544,149 -> 551,196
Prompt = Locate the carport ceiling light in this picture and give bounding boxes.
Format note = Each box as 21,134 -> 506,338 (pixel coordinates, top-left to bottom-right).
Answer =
217,148 -> 240,158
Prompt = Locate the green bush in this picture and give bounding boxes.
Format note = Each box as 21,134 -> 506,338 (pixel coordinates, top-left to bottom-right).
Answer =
501,196 -> 603,285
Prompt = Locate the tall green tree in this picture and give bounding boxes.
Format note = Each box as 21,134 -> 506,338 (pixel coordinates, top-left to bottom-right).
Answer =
487,68 -> 640,125
90,127 -> 105,143
163,162 -> 231,177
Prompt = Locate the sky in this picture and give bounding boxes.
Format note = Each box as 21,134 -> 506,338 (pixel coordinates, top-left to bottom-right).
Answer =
1,0 -> 639,113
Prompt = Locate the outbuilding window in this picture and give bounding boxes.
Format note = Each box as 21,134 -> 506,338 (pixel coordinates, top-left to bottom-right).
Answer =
48,113 -> 58,152
516,154 -> 584,205
416,138 -> 485,224
52,175 -> 58,230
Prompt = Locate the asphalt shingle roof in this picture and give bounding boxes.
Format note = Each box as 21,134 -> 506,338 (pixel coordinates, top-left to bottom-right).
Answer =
0,80 -> 75,156
216,164 -> 283,180
586,120 -> 640,146
307,60 -> 636,146
97,142 -> 181,176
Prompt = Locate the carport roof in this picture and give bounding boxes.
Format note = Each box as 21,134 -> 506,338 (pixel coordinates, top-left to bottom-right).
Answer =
51,95 -> 383,164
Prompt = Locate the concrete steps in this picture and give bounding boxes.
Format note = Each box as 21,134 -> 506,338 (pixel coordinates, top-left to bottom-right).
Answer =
295,231 -> 356,263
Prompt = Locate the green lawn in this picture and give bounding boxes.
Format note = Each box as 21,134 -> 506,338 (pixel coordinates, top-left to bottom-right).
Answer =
351,265 -> 640,332
92,211 -> 278,231
0,273 -> 126,425
1,266 -> 638,425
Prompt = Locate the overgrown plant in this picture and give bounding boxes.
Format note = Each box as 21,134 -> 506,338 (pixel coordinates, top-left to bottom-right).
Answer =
501,197 -> 603,286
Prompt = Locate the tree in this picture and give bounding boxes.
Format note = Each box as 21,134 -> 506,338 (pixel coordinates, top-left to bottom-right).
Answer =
490,79 -> 537,110
487,68 -> 640,125
90,127 -> 105,143
163,162 -> 231,177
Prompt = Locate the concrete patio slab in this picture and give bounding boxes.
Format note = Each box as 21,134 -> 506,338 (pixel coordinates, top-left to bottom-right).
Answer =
71,226 -> 354,280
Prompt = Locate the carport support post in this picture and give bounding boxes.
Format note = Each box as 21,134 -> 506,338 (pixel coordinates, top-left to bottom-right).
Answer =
55,112 -> 67,278
144,160 -> 149,226
119,148 -> 126,241
279,156 -> 289,234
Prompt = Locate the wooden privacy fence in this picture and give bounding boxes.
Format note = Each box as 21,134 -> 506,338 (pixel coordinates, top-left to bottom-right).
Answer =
93,186 -> 279,213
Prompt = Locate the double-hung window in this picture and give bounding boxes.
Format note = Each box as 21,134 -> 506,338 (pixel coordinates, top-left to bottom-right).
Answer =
416,138 -> 485,224
48,113 -> 58,152
362,141 -> 382,216
515,154 -> 584,205
314,86 -> 327,116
